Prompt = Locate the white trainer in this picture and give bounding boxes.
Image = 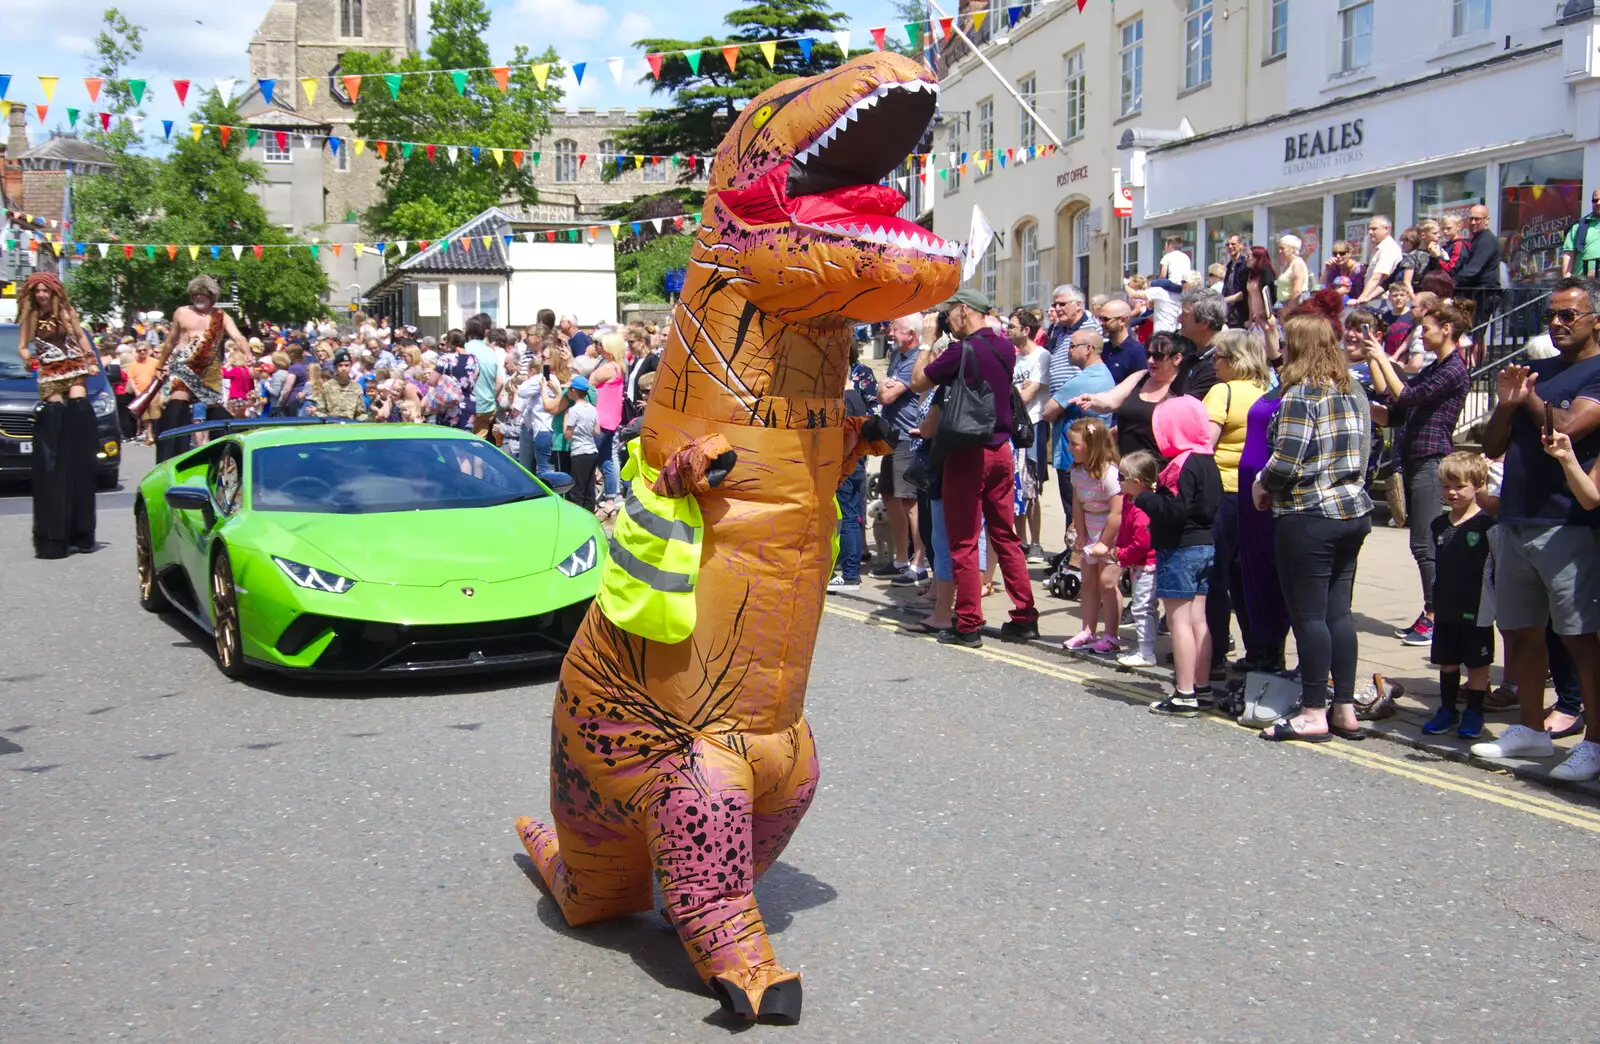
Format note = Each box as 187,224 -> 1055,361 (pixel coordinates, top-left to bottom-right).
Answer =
1550,740 -> 1600,782
1470,724 -> 1555,760
1117,651 -> 1157,668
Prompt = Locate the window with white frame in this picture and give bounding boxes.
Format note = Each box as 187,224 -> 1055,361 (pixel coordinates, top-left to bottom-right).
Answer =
341,0 -> 363,38
1073,210 -> 1093,291
1121,216 -> 1139,278
263,136 -> 292,164
1339,0 -> 1373,73
455,281 -> 501,326
1184,0 -> 1213,90
1018,75 -> 1036,152
1064,49 -> 1086,141
1119,19 -> 1143,117
1452,0 -> 1489,36
976,98 -> 994,169
553,139 -> 578,183
1268,0 -> 1289,58
598,138 -> 615,168
948,122 -> 962,194
1018,222 -> 1040,308
643,158 -> 666,182
979,246 -> 997,303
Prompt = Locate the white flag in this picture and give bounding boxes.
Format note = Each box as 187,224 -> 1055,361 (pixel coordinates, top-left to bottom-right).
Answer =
231,244 -> 244,260
129,115 -> 143,135
96,242 -> 109,258
215,78 -> 236,102
651,217 -> 665,233
607,57 -> 625,84
963,204 -> 995,283
395,240 -> 408,256
833,30 -> 851,55
447,146 -> 459,164
522,231 -> 537,243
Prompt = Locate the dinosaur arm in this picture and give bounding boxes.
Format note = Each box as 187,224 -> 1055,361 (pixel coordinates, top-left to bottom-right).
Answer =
841,414 -> 896,476
651,433 -> 738,499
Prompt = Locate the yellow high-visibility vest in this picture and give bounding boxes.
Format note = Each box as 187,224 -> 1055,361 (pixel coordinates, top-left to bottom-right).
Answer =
595,449 -> 703,644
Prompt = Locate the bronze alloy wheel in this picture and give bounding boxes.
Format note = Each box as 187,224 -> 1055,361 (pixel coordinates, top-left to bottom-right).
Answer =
135,503 -> 170,613
211,548 -> 247,678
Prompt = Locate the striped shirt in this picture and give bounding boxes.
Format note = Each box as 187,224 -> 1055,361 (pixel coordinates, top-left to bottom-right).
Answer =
1260,382 -> 1374,520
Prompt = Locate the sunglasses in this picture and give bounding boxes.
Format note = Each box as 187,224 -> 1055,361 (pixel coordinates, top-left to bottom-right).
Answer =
1332,251 -> 1349,257
1149,351 -> 1179,361
1544,308 -> 1598,326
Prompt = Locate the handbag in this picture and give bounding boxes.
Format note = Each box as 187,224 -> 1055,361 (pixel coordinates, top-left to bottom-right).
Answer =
1237,670 -> 1303,728
936,340 -> 996,448
1009,382 -> 1034,449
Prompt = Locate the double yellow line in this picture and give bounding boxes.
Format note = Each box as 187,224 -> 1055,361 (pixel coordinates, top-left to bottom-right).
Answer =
821,603 -> 1600,834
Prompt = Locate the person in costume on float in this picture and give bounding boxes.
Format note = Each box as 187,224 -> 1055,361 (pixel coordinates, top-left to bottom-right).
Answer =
510,51 -> 961,1025
17,273 -> 100,559
150,275 -> 251,462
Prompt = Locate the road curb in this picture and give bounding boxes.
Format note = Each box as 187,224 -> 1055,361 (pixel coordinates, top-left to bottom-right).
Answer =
827,586 -> 1600,802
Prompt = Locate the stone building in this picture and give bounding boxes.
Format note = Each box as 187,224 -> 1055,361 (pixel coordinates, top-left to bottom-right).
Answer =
2,106 -> 115,289
527,108 -> 705,222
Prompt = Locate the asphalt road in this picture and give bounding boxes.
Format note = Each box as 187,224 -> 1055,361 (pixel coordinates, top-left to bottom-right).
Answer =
3,445 -> 1598,1042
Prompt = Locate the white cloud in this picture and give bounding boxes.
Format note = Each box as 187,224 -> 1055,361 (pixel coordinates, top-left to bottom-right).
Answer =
508,0 -> 611,40
617,13 -> 653,47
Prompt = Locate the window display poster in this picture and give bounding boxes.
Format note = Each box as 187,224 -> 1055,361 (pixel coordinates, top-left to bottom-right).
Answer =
1502,182 -> 1580,284
417,283 -> 441,317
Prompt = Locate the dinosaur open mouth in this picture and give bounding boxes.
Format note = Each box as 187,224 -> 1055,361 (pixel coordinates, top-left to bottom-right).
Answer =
717,79 -> 959,261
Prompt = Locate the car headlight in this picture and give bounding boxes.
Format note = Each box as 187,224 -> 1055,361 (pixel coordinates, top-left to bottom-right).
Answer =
556,537 -> 598,578
272,556 -> 357,593
92,390 -> 116,417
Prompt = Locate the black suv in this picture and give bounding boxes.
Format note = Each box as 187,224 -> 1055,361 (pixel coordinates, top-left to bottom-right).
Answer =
0,323 -> 122,488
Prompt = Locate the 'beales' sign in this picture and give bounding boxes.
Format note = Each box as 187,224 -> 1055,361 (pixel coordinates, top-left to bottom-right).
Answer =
1283,118 -> 1365,176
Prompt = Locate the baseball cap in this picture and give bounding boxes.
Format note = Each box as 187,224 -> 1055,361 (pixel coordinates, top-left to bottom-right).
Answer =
939,287 -> 992,314
420,335 -> 438,347
568,374 -> 592,393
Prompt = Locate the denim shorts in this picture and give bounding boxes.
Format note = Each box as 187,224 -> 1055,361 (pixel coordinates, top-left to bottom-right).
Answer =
1155,544 -> 1214,600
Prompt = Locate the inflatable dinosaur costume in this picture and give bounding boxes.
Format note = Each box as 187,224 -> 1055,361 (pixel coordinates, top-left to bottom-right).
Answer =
513,52 -> 960,1024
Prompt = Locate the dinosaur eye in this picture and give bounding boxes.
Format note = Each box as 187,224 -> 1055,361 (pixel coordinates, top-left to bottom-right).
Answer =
751,105 -> 774,129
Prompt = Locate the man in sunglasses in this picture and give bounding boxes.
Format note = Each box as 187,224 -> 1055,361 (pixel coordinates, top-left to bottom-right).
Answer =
1475,276 -> 1600,780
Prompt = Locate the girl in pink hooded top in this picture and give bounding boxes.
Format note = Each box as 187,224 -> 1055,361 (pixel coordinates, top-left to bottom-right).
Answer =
1134,396 -> 1223,715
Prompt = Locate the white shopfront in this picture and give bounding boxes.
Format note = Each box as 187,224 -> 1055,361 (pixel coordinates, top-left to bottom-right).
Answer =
1135,43 -> 1600,288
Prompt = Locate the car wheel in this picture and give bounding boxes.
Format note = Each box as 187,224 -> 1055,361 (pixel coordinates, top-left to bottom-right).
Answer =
210,547 -> 250,679
135,502 -> 171,613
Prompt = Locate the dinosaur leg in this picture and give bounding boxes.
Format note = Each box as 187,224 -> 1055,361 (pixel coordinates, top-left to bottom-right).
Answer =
645,740 -> 802,1024
751,720 -> 820,881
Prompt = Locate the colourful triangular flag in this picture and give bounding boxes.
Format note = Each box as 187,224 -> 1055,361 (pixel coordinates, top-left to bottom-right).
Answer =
470,145 -> 480,164
450,70 -> 468,95
684,50 -> 702,74
645,53 -> 664,79
95,241 -> 107,257
0,75 -> 10,100
973,11 -> 988,31
66,107 -> 78,127
572,62 -> 586,85
799,38 -> 814,62
128,78 -> 146,106
759,41 -> 777,67
531,64 -> 550,89
353,137 -> 365,156
190,123 -> 202,141
252,244 -> 263,260
258,78 -> 275,105
833,30 -> 852,55
209,245 -> 221,260
492,67 -> 510,92
401,142 -> 413,160
300,77 -> 318,106
143,244 -> 154,260
166,245 -> 177,260
231,244 -> 243,260
939,17 -> 954,40
33,105 -> 46,124
245,128 -> 258,147
870,27 -> 886,50
219,125 -> 232,147
723,46 -> 741,73
376,140 -> 388,159
607,57 -> 624,84
174,79 -> 190,105
383,73 -> 401,100
341,75 -> 362,103
491,148 -> 503,166
38,76 -> 58,102
216,78 -> 236,101
1008,5 -> 1022,27
188,245 -> 201,261
905,23 -> 922,48
330,243 -> 342,257
425,143 -> 436,163
83,78 -> 102,102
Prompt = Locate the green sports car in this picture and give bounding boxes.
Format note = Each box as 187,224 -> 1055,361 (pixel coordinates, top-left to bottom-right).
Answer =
135,419 -> 605,679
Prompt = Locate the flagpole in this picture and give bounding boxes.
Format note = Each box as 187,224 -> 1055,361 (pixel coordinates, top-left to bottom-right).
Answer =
924,0 -> 1062,150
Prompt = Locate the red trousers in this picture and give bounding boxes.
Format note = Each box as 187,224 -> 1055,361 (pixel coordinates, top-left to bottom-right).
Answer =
942,441 -> 1038,634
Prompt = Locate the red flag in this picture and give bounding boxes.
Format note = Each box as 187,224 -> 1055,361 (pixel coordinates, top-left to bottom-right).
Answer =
219,126 -> 232,147
98,111 -> 111,131
1077,0 -> 1088,9
122,244 -> 134,259
173,79 -> 190,105
674,216 -> 685,230
342,75 -> 362,103
252,244 -> 263,260
870,27 -> 887,50
418,240 -> 430,251
34,105 -> 47,124
376,140 -> 389,160
511,149 -> 524,167
939,17 -> 953,40
274,131 -> 287,150
165,245 -> 177,260
645,53 -> 664,79
722,46 -> 741,73
426,143 -> 437,163
578,153 -> 586,169
546,231 -> 556,242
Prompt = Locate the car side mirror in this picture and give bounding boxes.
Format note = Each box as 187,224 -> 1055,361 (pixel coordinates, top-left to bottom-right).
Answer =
165,485 -> 216,528
538,471 -> 574,496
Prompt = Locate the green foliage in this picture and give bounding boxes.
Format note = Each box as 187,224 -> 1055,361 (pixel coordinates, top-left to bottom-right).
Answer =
612,0 -> 854,180
615,234 -> 695,304
598,189 -> 705,224
344,0 -> 564,242
68,82 -> 329,322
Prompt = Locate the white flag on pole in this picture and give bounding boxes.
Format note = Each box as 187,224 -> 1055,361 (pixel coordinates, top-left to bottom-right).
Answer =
963,205 -> 995,283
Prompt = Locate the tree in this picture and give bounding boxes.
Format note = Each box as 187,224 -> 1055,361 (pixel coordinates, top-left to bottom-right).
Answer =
615,234 -> 695,304
343,0 -> 564,241
613,0 -> 853,180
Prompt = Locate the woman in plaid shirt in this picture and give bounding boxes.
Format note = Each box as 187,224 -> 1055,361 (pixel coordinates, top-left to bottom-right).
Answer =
1251,313 -> 1375,743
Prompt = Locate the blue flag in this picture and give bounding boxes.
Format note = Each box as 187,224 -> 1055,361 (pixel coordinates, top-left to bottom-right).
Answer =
0,75 -> 11,101
572,62 -> 586,85
798,38 -> 813,62
259,79 -> 276,105
161,120 -> 173,141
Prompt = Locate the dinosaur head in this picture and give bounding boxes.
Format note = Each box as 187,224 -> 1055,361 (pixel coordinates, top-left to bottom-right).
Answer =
704,52 -> 961,326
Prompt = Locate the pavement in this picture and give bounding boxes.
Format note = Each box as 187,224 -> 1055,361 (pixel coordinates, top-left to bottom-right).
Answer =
843,460 -> 1600,799
3,442 -> 1600,1042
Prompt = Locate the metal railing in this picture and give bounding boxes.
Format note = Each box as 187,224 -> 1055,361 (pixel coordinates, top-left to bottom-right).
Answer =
1457,286 -> 1554,439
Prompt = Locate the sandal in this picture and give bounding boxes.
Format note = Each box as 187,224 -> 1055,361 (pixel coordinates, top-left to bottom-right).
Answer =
902,620 -> 942,635
1327,722 -> 1366,740
1260,719 -> 1332,744
980,581 -> 996,597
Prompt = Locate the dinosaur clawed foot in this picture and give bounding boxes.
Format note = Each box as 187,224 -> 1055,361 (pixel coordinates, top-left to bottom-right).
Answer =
708,966 -> 803,1025
513,816 -> 559,884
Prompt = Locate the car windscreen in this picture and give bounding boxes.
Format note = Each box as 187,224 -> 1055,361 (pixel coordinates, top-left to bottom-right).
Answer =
251,437 -> 547,514
0,327 -> 25,379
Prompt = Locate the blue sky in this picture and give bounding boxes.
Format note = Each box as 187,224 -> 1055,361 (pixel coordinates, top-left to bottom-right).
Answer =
5,0 -> 910,148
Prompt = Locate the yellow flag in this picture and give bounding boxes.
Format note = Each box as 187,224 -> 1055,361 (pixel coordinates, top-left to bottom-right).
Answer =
975,154 -> 987,174
759,41 -> 777,67
634,155 -> 644,169
491,148 -> 504,167
353,138 -> 366,157
480,236 -> 493,249
188,245 -> 201,261
531,64 -> 551,89
38,76 -> 58,102
609,223 -> 621,240
354,243 -> 366,256
0,101 -> 10,121
300,77 -> 318,106
973,11 -> 988,31
1532,185 -> 1546,201
190,123 -> 202,141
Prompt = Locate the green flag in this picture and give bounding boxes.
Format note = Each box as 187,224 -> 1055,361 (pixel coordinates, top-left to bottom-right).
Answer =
127,79 -> 146,106
309,244 -> 319,259
684,50 -> 702,74
401,142 -> 413,159
66,108 -> 78,127
905,23 -> 922,48
246,128 -> 259,147
384,73 -> 402,100
450,70 -> 468,95
143,244 -> 155,259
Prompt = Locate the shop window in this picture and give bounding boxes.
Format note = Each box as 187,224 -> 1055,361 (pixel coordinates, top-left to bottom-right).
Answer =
1269,199 -> 1324,276
1501,150 -> 1583,284
1018,75 -> 1036,152
1338,0 -> 1373,73
1154,222 -> 1197,280
455,281 -> 501,326
554,139 -> 578,183
1268,0 -> 1289,59
1207,210 -> 1254,269
1064,50 -> 1086,141
1185,0 -> 1213,91
1413,168 -> 1486,223
1017,222 -> 1040,308
1452,0 -> 1489,37
1334,184 -> 1396,265
1121,216 -> 1139,278
1119,18 -> 1143,117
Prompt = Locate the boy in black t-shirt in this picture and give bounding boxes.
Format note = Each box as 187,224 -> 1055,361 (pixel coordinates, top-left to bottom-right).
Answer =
1422,452 -> 1497,739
